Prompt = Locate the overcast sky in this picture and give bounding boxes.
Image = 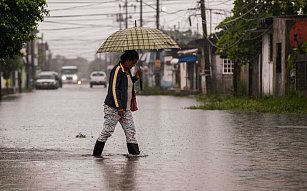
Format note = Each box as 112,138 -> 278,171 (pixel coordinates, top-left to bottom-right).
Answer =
38,0 -> 234,61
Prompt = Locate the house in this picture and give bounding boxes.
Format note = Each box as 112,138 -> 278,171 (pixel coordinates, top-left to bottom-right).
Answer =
211,55 -> 234,95
207,15 -> 307,97
140,50 -> 186,90
172,49 -> 199,91
256,15 -> 307,97
185,38 -> 235,95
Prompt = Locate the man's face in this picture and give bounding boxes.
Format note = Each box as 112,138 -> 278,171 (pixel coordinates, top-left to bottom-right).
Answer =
126,59 -> 138,69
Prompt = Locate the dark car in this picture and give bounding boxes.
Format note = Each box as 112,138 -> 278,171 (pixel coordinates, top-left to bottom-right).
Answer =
52,71 -> 62,88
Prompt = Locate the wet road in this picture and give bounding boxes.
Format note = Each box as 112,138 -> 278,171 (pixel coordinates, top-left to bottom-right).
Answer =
0,84 -> 306,190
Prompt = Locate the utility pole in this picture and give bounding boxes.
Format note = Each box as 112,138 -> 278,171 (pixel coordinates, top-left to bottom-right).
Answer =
140,0 -> 143,27
156,0 -> 160,29
125,0 -> 128,28
200,0 -> 211,94
119,0 -> 136,29
155,0 -> 161,87
0,65 -> 2,101
31,39 -> 35,88
209,8 -> 212,35
116,10 -> 123,30
26,42 -> 30,89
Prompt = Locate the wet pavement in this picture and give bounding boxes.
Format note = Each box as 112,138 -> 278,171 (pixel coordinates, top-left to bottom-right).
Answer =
0,84 -> 306,190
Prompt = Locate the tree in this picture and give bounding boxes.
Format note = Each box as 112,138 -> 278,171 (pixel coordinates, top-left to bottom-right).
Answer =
0,0 -> 48,59
1,56 -> 23,93
0,0 -> 48,100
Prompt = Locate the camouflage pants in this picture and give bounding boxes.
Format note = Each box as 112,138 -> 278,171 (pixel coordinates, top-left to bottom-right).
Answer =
98,104 -> 138,144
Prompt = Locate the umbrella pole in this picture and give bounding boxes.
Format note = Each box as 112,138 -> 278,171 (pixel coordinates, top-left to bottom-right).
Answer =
136,48 -> 143,91
136,62 -> 143,91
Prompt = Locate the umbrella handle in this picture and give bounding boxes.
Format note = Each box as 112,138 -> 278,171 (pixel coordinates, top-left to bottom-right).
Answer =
136,63 -> 143,91
140,78 -> 143,91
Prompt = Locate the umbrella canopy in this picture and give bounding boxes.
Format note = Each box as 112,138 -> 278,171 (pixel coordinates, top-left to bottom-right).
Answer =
97,27 -> 180,53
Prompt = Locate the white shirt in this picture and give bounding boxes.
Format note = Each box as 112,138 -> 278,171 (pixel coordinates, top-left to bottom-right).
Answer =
126,74 -> 133,111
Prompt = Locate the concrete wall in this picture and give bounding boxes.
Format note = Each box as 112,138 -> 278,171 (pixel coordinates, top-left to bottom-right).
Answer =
180,62 -> 187,90
161,56 -> 173,88
262,33 -> 274,96
273,17 -> 287,96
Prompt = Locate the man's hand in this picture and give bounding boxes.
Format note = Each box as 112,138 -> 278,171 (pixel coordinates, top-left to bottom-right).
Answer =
135,70 -> 142,79
118,108 -> 124,116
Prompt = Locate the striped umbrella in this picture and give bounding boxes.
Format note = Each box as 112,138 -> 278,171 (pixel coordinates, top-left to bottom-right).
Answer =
97,27 -> 180,53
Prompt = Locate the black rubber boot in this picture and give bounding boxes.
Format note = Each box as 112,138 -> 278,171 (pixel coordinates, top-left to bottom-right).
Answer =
127,143 -> 140,155
92,140 -> 105,157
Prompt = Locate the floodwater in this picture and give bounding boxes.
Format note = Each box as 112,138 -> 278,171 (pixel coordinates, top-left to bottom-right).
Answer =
0,84 -> 306,190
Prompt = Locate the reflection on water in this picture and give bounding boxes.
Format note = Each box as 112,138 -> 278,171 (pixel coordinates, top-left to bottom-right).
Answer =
227,112 -> 307,190
95,155 -> 140,191
0,88 -> 306,190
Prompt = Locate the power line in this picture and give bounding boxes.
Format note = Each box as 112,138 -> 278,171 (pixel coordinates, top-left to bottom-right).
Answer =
47,1 -> 117,4
208,0 -> 233,6
46,13 -> 114,18
42,20 -> 116,28
222,3 -> 262,24
51,3 -> 104,11
42,26 -> 84,31
39,0 -> 233,61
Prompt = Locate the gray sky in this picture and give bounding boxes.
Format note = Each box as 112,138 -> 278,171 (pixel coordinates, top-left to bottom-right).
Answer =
38,0 -> 234,61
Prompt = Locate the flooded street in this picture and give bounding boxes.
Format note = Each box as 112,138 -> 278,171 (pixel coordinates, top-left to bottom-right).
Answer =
0,84 -> 306,190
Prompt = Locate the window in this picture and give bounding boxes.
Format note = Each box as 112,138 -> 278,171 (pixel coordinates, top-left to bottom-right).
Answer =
62,69 -> 78,75
269,34 -> 273,61
276,43 -> 282,73
222,59 -> 234,74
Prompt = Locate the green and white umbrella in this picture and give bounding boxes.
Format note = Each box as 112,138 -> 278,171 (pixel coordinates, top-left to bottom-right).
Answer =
97,27 -> 180,53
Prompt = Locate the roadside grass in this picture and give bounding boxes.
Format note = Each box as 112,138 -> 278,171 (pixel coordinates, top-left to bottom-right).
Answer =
1,95 -> 19,101
0,88 -> 33,102
138,87 -> 307,114
189,96 -> 307,114
138,87 -> 172,95
23,88 -> 33,93
137,87 -> 196,96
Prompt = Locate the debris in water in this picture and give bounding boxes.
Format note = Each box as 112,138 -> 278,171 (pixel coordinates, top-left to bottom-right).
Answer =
76,132 -> 86,138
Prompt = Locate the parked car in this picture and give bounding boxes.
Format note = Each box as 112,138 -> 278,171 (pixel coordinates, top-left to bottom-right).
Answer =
89,71 -> 107,88
50,71 -> 62,88
35,71 -> 59,89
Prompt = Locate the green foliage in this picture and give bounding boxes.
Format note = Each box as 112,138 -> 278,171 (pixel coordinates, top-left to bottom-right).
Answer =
287,42 -> 307,94
190,96 -> 307,114
216,0 -> 307,64
287,42 -> 307,72
0,0 -> 48,59
2,56 -> 23,79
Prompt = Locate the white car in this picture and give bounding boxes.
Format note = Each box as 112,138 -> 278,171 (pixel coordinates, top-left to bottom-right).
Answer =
90,71 -> 107,88
35,71 -> 59,89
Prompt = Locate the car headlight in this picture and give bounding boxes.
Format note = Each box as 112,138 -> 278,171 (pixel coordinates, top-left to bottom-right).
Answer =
72,75 -> 78,80
62,76 -> 67,80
